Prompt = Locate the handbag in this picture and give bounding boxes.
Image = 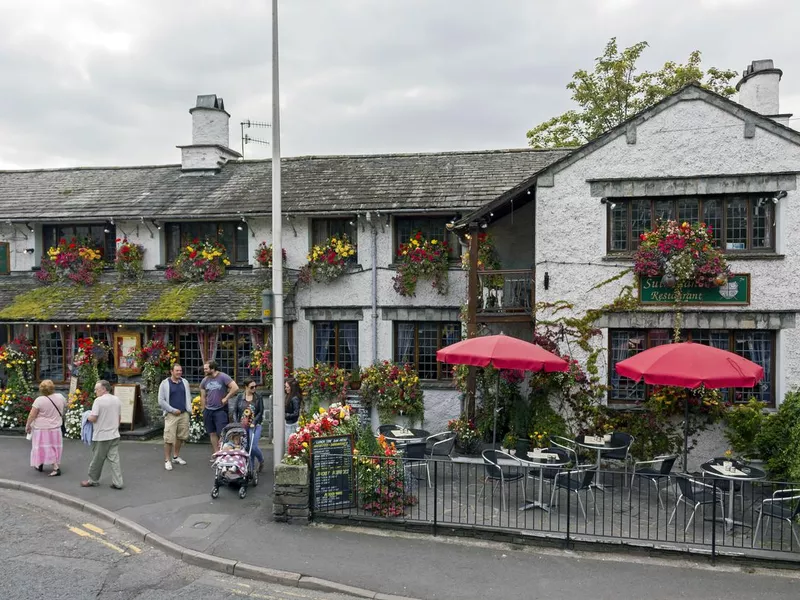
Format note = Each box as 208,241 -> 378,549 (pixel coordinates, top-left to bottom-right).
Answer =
46,395 -> 67,436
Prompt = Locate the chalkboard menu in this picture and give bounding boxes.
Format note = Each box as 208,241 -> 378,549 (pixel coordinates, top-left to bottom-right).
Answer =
311,435 -> 354,510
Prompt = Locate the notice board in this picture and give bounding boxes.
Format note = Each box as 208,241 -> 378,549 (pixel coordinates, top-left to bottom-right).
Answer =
311,435 -> 354,511
113,383 -> 141,430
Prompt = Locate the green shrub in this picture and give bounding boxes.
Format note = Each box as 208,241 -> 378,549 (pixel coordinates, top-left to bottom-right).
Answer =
723,398 -> 766,458
755,390 -> 800,481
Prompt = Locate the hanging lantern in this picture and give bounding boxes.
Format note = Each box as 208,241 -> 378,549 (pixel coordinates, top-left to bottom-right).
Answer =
661,273 -> 677,288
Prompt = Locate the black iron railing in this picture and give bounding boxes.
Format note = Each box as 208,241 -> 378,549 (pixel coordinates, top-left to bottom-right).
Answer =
311,454 -> 800,562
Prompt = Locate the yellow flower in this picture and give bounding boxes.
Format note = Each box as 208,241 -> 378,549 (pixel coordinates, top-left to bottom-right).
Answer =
430,239 -> 438,245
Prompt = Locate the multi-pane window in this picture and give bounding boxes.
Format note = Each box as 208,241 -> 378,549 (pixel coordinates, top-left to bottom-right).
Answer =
311,218 -> 358,247
37,325 -> 65,382
213,328 -> 254,382
394,216 -> 460,259
42,224 -> 116,262
178,330 -> 205,384
313,322 -> 358,371
607,196 -> 775,253
395,322 -> 460,380
608,329 -> 775,407
165,222 -> 249,264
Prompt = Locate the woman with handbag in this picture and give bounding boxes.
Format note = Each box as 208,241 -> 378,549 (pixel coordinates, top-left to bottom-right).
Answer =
229,378 -> 265,472
25,379 -> 67,477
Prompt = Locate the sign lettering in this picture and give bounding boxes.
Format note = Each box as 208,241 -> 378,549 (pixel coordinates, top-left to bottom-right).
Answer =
639,274 -> 750,305
311,435 -> 354,511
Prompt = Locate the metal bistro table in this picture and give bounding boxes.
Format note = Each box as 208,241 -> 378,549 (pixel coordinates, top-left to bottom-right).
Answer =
381,428 -> 431,446
575,435 -> 630,490
511,449 -> 570,512
700,457 -> 766,531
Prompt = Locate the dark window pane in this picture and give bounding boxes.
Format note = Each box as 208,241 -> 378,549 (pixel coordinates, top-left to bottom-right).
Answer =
609,203 -> 628,251
166,224 -> 181,262
234,229 -> 248,263
726,197 -> 747,250
37,325 -> 64,381
395,216 -> 458,258
178,329 -> 204,383
648,330 -> 671,347
236,329 -> 253,381
733,331 -> 772,405
394,322 -> 459,380
396,323 -> 416,365
630,200 -> 651,250
609,330 -> 645,402
337,322 -> 359,371
314,322 -> 336,365
702,199 -> 723,247
312,218 -> 358,247
677,199 -> 699,224
654,200 -> 674,223
752,198 -> 773,249
214,330 -> 236,380
219,223 -> 236,260
416,323 -> 439,380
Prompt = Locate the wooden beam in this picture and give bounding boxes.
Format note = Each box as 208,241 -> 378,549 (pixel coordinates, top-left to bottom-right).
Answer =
466,222 -> 480,418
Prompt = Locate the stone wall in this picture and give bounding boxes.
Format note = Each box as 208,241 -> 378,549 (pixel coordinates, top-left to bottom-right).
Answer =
273,462 -> 310,524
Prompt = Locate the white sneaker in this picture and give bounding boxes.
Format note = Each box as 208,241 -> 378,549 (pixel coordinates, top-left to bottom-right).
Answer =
164,460 -> 173,471
171,456 -> 187,465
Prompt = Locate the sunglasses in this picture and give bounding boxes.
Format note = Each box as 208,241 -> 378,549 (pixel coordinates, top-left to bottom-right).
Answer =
248,385 -> 257,389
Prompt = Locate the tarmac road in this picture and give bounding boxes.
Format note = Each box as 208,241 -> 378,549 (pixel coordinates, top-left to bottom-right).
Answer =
0,488 -> 364,600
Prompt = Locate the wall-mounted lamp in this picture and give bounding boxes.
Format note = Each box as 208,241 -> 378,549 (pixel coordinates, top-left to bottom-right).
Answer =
151,219 -> 161,230
772,190 -> 788,204
600,198 -> 617,210
103,221 -> 112,234
526,189 -> 532,195
24,222 -> 34,233
109,217 -> 115,226
543,271 -> 550,291
24,248 -> 35,254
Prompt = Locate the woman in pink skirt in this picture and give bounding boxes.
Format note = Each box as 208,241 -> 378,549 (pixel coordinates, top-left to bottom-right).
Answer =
25,379 -> 66,477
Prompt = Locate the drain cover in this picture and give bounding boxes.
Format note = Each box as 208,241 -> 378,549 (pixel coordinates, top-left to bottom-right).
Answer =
192,521 -> 211,529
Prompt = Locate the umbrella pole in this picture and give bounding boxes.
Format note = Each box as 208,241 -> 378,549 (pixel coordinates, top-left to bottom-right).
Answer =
492,374 -> 499,448
683,397 -> 689,473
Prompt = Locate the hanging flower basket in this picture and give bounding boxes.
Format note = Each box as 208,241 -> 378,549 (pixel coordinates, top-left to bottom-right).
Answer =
299,235 -> 356,284
634,221 -> 730,288
393,232 -> 450,297
254,242 -> 287,268
461,231 -> 504,289
36,237 -> 104,286
165,238 -> 230,282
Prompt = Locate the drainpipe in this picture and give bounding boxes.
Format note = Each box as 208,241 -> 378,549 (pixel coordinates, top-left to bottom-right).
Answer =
368,212 -> 378,364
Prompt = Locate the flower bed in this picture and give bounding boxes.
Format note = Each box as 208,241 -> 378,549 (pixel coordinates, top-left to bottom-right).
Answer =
188,395 -> 206,443
393,232 -> 450,296
634,220 -> 730,288
65,389 -> 92,439
285,403 -> 358,462
359,361 -> 423,425
293,363 -> 349,415
254,242 -> 287,268
299,235 -> 356,283
0,336 -> 36,428
165,238 -> 230,282
36,237 -> 104,286
115,238 -> 145,281
0,388 -> 32,429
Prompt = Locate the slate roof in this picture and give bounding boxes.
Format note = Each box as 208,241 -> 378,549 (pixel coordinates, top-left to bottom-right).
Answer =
0,272 -> 288,323
0,148 -> 571,220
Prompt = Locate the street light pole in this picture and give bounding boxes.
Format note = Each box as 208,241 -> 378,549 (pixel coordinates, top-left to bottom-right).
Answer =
271,0 -> 285,468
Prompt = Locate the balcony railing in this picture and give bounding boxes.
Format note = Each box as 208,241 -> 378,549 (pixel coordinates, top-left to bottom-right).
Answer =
475,269 -> 534,315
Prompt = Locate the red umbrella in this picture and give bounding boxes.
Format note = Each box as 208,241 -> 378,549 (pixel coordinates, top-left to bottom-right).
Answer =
615,342 -> 763,389
615,342 -> 763,470
436,334 -> 570,372
437,334 -> 569,446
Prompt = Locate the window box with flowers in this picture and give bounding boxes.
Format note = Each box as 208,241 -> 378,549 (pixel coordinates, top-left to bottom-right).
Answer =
36,237 -> 104,286
165,238 -> 230,282
299,235 -> 357,284
114,238 -> 145,281
359,361 -> 424,426
393,232 -> 450,297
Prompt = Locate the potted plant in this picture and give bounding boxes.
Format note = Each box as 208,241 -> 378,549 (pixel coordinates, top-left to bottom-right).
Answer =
349,368 -> 362,390
447,416 -> 482,455
724,398 -> 766,462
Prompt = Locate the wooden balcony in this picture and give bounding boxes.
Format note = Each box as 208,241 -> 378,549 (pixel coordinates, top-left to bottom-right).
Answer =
472,269 -> 534,323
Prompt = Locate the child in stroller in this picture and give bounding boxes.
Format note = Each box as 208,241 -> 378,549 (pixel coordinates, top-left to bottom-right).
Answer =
210,422 -> 258,499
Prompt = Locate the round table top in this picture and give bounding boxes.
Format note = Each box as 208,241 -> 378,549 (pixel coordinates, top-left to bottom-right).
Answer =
700,458 -> 767,481
509,449 -> 571,467
381,428 -> 430,443
574,437 -> 630,452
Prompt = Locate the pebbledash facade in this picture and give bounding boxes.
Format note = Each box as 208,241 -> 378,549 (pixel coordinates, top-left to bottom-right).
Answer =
0,93 -> 568,432
522,60 -> 799,418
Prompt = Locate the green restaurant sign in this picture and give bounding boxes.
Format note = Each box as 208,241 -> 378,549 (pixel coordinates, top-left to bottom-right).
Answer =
639,274 -> 750,305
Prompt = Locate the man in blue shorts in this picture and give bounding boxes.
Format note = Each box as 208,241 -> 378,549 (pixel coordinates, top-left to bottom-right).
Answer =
200,360 -> 239,455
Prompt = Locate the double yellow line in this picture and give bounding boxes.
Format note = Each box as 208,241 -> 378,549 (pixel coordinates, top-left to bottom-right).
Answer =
67,523 -> 142,556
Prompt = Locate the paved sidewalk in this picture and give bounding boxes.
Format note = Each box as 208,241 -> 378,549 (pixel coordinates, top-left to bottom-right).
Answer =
2,437 -> 799,600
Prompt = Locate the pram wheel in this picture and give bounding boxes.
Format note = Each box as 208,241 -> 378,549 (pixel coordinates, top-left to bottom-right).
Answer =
211,487 -> 219,499
251,469 -> 259,487
238,487 -> 247,499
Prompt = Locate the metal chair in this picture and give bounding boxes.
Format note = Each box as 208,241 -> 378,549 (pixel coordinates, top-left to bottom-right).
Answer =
753,488 -> 800,548
401,441 -> 430,487
549,465 -> 597,521
668,475 -> 725,532
628,454 -> 677,509
424,431 -> 456,459
602,432 -> 635,480
481,449 -> 526,511
548,435 -> 581,464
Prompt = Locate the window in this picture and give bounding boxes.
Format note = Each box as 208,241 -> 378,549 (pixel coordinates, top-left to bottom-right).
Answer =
395,322 -> 460,380
42,224 -> 116,262
212,327 -> 254,382
178,330 -> 204,384
394,216 -> 460,259
313,322 -> 358,371
608,329 -> 775,407
607,196 -> 775,253
37,325 -> 66,382
165,222 -> 249,264
311,218 -> 358,247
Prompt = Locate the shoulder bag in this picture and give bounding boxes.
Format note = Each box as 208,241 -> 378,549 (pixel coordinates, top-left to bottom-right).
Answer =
47,395 -> 67,436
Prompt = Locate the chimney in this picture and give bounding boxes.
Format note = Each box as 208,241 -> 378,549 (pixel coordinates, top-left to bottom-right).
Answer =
178,94 -> 242,172
736,60 -> 792,125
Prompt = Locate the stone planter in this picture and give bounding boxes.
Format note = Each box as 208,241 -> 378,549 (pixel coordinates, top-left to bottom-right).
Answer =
273,462 -> 310,524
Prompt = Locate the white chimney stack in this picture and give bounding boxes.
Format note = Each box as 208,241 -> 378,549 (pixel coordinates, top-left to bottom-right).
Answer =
178,94 -> 242,172
736,60 -> 791,125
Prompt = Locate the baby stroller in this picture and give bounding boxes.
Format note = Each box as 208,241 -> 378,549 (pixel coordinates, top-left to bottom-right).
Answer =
210,422 -> 258,499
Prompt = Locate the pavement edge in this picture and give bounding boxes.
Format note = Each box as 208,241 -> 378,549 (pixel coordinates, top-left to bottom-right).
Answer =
0,478 -> 422,600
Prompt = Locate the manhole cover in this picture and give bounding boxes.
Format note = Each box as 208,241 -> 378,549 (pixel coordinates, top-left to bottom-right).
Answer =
192,522 -> 211,529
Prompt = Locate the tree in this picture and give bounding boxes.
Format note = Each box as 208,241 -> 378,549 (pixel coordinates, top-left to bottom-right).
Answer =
526,38 -> 738,148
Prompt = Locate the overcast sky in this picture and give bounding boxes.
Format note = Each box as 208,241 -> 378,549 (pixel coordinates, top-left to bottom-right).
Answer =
0,0 -> 798,169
